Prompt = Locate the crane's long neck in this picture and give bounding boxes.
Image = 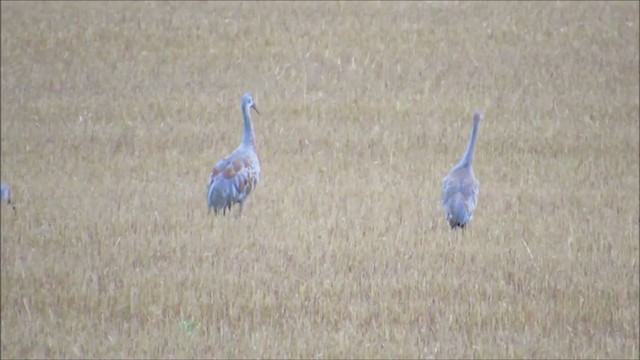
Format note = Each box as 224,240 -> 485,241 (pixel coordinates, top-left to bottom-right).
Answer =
241,104 -> 255,147
458,118 -> 479,168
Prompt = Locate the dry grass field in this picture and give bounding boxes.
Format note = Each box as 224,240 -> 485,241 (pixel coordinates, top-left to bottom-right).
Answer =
1,1 -> 639,358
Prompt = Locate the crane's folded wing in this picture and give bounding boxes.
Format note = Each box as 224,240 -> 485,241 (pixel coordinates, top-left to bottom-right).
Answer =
209,155 -> 258,201
442,176 -> 479,208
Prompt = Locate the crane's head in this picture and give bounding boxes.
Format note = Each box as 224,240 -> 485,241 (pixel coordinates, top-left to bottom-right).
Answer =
473,111 -> 484,124
242,93 -> 260,115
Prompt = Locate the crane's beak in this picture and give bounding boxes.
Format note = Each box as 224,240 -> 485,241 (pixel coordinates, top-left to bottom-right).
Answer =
251,104 -> 260,115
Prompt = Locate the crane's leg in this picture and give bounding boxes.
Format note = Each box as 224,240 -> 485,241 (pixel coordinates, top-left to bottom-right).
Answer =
223,203 -> 232,216
237,201 -> 244,219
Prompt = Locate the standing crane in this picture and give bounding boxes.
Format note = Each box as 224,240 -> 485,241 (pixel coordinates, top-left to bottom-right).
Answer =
441,111 -> 483,229
207,93 -> 261,216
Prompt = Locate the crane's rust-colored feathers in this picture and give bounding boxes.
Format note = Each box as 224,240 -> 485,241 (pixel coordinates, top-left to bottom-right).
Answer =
211,157 -> 258,194
208,150 -> 259,215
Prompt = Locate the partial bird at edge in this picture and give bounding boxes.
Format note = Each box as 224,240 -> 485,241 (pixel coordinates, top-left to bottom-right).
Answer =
1,183 -> 16,213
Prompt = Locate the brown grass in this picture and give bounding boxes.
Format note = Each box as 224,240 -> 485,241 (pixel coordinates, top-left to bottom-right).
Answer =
1,1 -> 638,358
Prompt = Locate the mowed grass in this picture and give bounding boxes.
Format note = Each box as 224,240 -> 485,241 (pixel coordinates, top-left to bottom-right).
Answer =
1,1 -> 638,358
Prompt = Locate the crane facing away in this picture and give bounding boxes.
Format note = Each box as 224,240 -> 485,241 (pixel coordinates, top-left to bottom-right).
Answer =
207,93 -> 261,216
441,111 -> 483,229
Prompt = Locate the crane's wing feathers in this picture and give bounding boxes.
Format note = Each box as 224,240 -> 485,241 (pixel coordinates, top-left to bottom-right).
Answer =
214,156 -> 257,193
442,179 -> 478,209
209,157 -> 230,187
441,169 -> 479,212
208,150 -> 259,212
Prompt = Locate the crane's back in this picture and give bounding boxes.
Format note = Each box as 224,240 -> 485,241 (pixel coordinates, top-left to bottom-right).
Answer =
442,166 -> 479,228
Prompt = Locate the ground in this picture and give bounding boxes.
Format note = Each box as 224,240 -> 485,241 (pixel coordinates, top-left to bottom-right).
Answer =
1,2 -> 638,358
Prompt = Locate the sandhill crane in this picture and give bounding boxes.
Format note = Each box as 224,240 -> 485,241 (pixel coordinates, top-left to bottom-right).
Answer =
441,111 -> 483,229
1,183 -> 16,213
207,93 -> 261,216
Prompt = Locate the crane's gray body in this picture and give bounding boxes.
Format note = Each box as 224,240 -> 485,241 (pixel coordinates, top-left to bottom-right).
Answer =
442,112 -> 483,229
207,93 -> 261,216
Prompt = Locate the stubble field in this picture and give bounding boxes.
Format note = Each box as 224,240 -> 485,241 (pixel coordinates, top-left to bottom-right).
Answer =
1,1 -> 639,358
